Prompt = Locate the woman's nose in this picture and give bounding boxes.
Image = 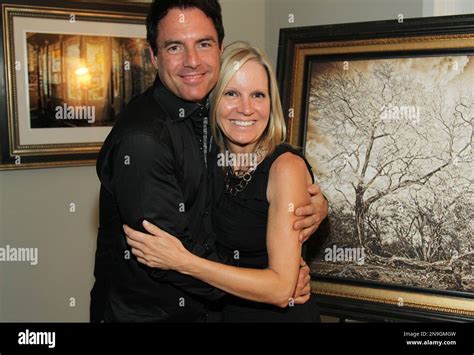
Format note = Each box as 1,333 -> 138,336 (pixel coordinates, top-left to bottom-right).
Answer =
237,97 -> 253,116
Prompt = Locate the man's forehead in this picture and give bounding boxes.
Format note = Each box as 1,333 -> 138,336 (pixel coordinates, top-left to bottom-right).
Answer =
158,8 -> 213,30
157,7 -> 218,42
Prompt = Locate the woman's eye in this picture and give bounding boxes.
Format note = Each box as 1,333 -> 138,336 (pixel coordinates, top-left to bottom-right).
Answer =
253,92 -> 266,98
224,91 -> 237,97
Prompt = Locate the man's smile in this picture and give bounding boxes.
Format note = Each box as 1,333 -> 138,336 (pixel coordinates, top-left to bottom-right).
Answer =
179,73 -> 207,84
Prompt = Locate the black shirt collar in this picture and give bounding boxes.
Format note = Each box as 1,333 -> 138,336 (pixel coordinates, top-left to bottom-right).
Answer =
152,74 -> 208,122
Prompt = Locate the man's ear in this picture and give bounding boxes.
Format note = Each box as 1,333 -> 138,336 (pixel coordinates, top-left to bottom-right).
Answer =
149,47 -> 159,69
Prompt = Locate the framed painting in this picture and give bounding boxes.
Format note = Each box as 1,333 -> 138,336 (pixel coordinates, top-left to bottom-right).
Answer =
0,0 -> 155,170
277,14 -> 474,321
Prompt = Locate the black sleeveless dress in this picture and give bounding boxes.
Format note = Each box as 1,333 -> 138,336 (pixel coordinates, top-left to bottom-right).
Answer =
211,143 -> 320,322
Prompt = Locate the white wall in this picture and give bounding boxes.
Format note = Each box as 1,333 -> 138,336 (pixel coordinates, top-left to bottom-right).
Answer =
264,0 -> 424,66
424,0 -> 474,16
0,167 -> 99,321
221,0 -> 266,49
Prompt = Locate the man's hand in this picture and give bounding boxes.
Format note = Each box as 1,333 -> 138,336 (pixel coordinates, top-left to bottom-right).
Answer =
293,258 -> 311,304
293,184 -> 328,243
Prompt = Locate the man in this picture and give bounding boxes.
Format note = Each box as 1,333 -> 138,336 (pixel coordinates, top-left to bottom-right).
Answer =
90,0 -> 328,322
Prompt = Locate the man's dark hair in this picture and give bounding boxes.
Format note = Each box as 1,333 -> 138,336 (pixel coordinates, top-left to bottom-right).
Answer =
147,0 -> 224,55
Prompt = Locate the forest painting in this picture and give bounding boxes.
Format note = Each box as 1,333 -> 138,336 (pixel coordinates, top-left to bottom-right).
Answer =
27,33 -> 155,129
306,55 -> 473,293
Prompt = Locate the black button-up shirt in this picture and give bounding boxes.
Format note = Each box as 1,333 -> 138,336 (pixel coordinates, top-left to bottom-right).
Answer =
90,75 -> 224,322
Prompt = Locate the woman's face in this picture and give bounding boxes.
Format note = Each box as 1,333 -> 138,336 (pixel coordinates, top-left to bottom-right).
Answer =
216,60 -> 271,152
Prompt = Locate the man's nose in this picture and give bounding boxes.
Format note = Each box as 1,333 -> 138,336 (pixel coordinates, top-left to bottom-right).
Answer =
184,47 -> 201,68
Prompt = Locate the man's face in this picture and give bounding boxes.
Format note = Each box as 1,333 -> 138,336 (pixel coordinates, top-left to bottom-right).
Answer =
151,7 -> 221,103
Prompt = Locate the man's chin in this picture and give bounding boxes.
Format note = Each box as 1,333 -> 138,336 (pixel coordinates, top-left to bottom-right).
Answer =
180,91 -> 209,103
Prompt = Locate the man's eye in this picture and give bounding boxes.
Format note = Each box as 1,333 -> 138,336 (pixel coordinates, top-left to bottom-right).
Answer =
199,42 -> 212,48
167,45 -> 181,53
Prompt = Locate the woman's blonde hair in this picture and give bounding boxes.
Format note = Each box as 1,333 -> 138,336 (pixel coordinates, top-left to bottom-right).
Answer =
210,41 -> 286,156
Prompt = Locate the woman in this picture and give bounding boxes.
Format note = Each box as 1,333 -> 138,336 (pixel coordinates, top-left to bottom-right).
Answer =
125,41 -> 320,322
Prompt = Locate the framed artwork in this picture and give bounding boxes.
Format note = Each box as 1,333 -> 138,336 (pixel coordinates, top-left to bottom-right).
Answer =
277,15 -> 474,321
0,0 -> 155,170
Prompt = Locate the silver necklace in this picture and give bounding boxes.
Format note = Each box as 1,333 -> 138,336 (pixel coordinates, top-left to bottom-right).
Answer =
224,146 -> 266,196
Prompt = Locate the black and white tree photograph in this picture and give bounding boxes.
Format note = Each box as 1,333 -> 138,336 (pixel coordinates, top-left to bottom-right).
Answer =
306,55 -> 473,293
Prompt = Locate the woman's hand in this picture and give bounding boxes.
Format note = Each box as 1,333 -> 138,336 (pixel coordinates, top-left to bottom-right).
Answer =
123,221 -> 190,271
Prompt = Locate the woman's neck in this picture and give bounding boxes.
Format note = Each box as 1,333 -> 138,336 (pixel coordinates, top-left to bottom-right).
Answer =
224,141 -> 266,172
226,141 -> 258,155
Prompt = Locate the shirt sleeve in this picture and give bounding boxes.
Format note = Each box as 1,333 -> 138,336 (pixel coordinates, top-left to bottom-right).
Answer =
99,132 -> 225,301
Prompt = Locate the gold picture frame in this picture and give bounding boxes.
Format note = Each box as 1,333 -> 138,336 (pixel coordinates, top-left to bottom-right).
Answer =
0,1 -> 155,170
277,14 -> 474,321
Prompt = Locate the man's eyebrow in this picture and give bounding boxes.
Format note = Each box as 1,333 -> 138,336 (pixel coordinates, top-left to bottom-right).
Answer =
197,37 -> 217,43
162,37 -> 217,48
162,40 -> 183,48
